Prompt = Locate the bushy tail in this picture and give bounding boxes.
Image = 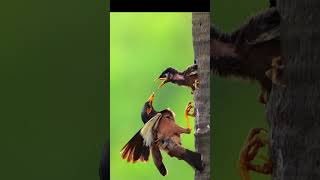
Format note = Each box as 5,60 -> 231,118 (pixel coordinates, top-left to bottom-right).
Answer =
120,130 -> 150,162
182,149 -> 204,171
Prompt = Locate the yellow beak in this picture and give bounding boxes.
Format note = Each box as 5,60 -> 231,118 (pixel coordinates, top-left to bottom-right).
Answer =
158,78 -> 168,89
147,92 -> 155,104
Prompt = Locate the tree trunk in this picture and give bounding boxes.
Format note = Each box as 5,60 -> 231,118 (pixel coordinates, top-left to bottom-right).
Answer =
192,12 -> 211,180
267,1 -> 320,180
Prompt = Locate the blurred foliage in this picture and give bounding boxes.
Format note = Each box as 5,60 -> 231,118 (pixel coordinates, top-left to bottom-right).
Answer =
110,13 -> 195,180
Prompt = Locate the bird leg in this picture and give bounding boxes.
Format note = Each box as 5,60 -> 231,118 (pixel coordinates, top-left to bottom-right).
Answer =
184,101 -> 195,130
239,128 -> 272,180
265,56 -> 286,87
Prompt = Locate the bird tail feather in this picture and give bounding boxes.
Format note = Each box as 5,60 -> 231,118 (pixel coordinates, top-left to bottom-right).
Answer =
151,146 -> 167,176
182,149 -> 204,172
120,130 -> 150,163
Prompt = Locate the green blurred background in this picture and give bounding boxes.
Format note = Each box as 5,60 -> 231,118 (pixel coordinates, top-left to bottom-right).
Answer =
110,13 -> 196,180
0,0 -> 107,179
212,1 -> 271,180
111,0 -> 272,179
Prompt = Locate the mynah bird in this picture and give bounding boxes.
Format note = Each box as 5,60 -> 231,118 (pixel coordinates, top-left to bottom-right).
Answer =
157,7 -> 284,104
140,108 -> 204,173
121,93 -> 203,176
157,64 -> 199,92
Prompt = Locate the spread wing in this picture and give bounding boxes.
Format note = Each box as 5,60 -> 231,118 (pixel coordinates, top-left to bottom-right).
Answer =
120,130 -> 150,163
140,113 -> 162,147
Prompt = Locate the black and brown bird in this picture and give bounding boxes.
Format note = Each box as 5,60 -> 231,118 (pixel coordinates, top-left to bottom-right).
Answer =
158,64 -> 198,91
140,107 -> 204,173
157,7 -> 283,104
120,93 -> 203,176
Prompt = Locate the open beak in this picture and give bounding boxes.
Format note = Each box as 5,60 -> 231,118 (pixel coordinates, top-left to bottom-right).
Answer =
158,77 -> 168,89
147,92 -> 155,105
146,92 -> 155,115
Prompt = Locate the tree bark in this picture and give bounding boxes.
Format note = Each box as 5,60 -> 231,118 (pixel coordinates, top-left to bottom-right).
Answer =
267,1 -> 320,180
192,12 -> 211,180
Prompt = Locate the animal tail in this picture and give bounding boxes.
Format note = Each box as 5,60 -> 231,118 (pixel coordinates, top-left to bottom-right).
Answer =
120,130 -> 150,163
182,149 -> 204,171
151,146 -> 167,176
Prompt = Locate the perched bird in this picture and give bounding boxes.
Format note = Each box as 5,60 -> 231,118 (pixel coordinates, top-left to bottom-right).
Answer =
140,108 -> 204,173
158,64 -> 199,91
157,7 -> 283,104
120,93 -> 203,176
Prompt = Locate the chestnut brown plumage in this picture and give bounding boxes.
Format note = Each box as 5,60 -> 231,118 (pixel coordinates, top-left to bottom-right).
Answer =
141,109 -> 204,173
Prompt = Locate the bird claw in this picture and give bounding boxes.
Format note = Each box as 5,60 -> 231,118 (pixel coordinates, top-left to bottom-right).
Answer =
265,56 -> 286,87
239,128 -> 272,180
184,102 -> 195,130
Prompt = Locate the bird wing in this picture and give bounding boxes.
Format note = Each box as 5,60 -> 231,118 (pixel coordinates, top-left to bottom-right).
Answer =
120,130 -> 150,163
184,64 -> 198,77
140,113 -> 162,147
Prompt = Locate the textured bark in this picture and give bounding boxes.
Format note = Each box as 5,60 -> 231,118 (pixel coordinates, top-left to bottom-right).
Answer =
267,1 -> 320,180
192,13 -> 210,180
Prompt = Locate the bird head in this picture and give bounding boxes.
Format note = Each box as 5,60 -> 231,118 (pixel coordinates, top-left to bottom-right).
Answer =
157,67 -> 179,89
141,92 -> 157,123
